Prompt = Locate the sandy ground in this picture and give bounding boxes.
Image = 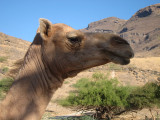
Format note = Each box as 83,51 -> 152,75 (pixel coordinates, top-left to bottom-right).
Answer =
129,57 -> 160,71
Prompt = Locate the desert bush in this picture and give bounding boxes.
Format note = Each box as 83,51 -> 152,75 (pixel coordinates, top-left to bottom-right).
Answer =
0,77 -> 13,99
0,56 -> 7,62
59,73 -> 133,119
107,63 -> 122,71
60,73 -> 132,107
64,81 -> 70,84
59,73 -> 160,119
127,82 -> 160,109
2,67 -> 9,74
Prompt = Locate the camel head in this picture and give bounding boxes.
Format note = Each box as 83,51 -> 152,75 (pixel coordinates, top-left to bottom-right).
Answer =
37,18 -> 134,78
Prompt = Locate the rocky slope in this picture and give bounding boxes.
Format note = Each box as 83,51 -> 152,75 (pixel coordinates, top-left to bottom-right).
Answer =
82,17 -> 127,33
81,4 -> 160,57
0,32 -> 30,79
0,32 -> 30,61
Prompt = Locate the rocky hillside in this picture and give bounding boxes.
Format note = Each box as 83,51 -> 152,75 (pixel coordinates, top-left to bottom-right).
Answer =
81,4 -> 160,57
0,32 -> 30,62
0,32 -> 30,79
82,17 -> 127,33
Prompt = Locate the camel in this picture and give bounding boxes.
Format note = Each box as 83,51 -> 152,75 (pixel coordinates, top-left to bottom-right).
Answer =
0,18 -> 134,120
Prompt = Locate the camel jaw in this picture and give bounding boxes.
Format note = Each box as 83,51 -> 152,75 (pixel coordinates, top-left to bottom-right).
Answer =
66,60 -> 110,78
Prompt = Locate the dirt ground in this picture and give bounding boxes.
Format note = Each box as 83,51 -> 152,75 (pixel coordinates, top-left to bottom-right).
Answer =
129,57 -> 160,71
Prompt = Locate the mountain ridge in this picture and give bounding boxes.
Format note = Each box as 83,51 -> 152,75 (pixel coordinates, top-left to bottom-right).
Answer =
81,3 -> 160,57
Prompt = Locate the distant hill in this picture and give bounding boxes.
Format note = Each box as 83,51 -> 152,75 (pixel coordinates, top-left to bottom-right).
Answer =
81,3 -> 160,57
0,32 -> 31,79
82,17 -> 127,33
0,32 -> 30,62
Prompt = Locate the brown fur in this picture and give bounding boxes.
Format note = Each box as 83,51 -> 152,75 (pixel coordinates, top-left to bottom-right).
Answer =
0,18 -> 134,120
8,59 -> 24,79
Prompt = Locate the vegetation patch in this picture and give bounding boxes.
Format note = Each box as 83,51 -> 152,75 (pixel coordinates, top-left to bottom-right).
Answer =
59,73 -> 160,119
0,56 -> 7,62
64,81 -> 70,84
127,82 -> 160,109
0,77 -> 13,99
107,63 -> 123,71
1,67 -> 9,74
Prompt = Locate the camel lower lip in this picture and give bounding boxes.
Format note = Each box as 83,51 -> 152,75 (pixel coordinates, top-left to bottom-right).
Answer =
120,58 -> 130,65
104,50 -> 131,65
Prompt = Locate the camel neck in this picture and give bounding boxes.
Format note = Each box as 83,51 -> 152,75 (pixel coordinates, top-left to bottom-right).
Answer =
0,44 -> 63,120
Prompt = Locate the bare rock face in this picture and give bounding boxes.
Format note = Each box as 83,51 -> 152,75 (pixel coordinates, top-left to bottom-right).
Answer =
119,4 -> 160,57
81,17 -> 127,33
133,4 -> 160,18
81,4 -> 160,57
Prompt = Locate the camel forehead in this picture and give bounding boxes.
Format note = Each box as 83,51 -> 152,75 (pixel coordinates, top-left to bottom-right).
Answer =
52,23 -> 75,33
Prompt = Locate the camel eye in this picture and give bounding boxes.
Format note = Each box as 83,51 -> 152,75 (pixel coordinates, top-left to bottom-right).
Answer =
68,37 -> 81,43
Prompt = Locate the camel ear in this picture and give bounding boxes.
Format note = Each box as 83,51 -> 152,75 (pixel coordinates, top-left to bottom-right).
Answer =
39,18 -> 52,40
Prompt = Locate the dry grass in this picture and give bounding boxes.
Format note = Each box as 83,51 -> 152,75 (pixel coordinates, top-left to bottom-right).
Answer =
129,57 -> 160,71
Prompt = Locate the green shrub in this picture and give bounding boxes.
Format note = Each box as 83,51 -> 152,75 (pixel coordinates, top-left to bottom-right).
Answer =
72,78 -> 91,89
128,82 -> 160,109
92,72 -> 104,80
59,73 -> 160,119
59,73 -> 132,108
107,63 -> 122,71
64,81 -> 70,84
155,84 -> 160,99
0,56 -> 7,62
2,67 -> 9,74
0,77 -> 13,98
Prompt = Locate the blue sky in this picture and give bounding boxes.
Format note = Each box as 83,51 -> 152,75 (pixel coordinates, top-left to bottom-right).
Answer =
0,0 -> 159,42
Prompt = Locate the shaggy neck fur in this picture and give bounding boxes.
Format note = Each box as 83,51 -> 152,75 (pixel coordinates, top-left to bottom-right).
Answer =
0,36 -> 63,120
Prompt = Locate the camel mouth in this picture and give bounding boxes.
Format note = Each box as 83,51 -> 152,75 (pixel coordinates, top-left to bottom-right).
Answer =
110,56 -> 130,65
105,51 -> 131,65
